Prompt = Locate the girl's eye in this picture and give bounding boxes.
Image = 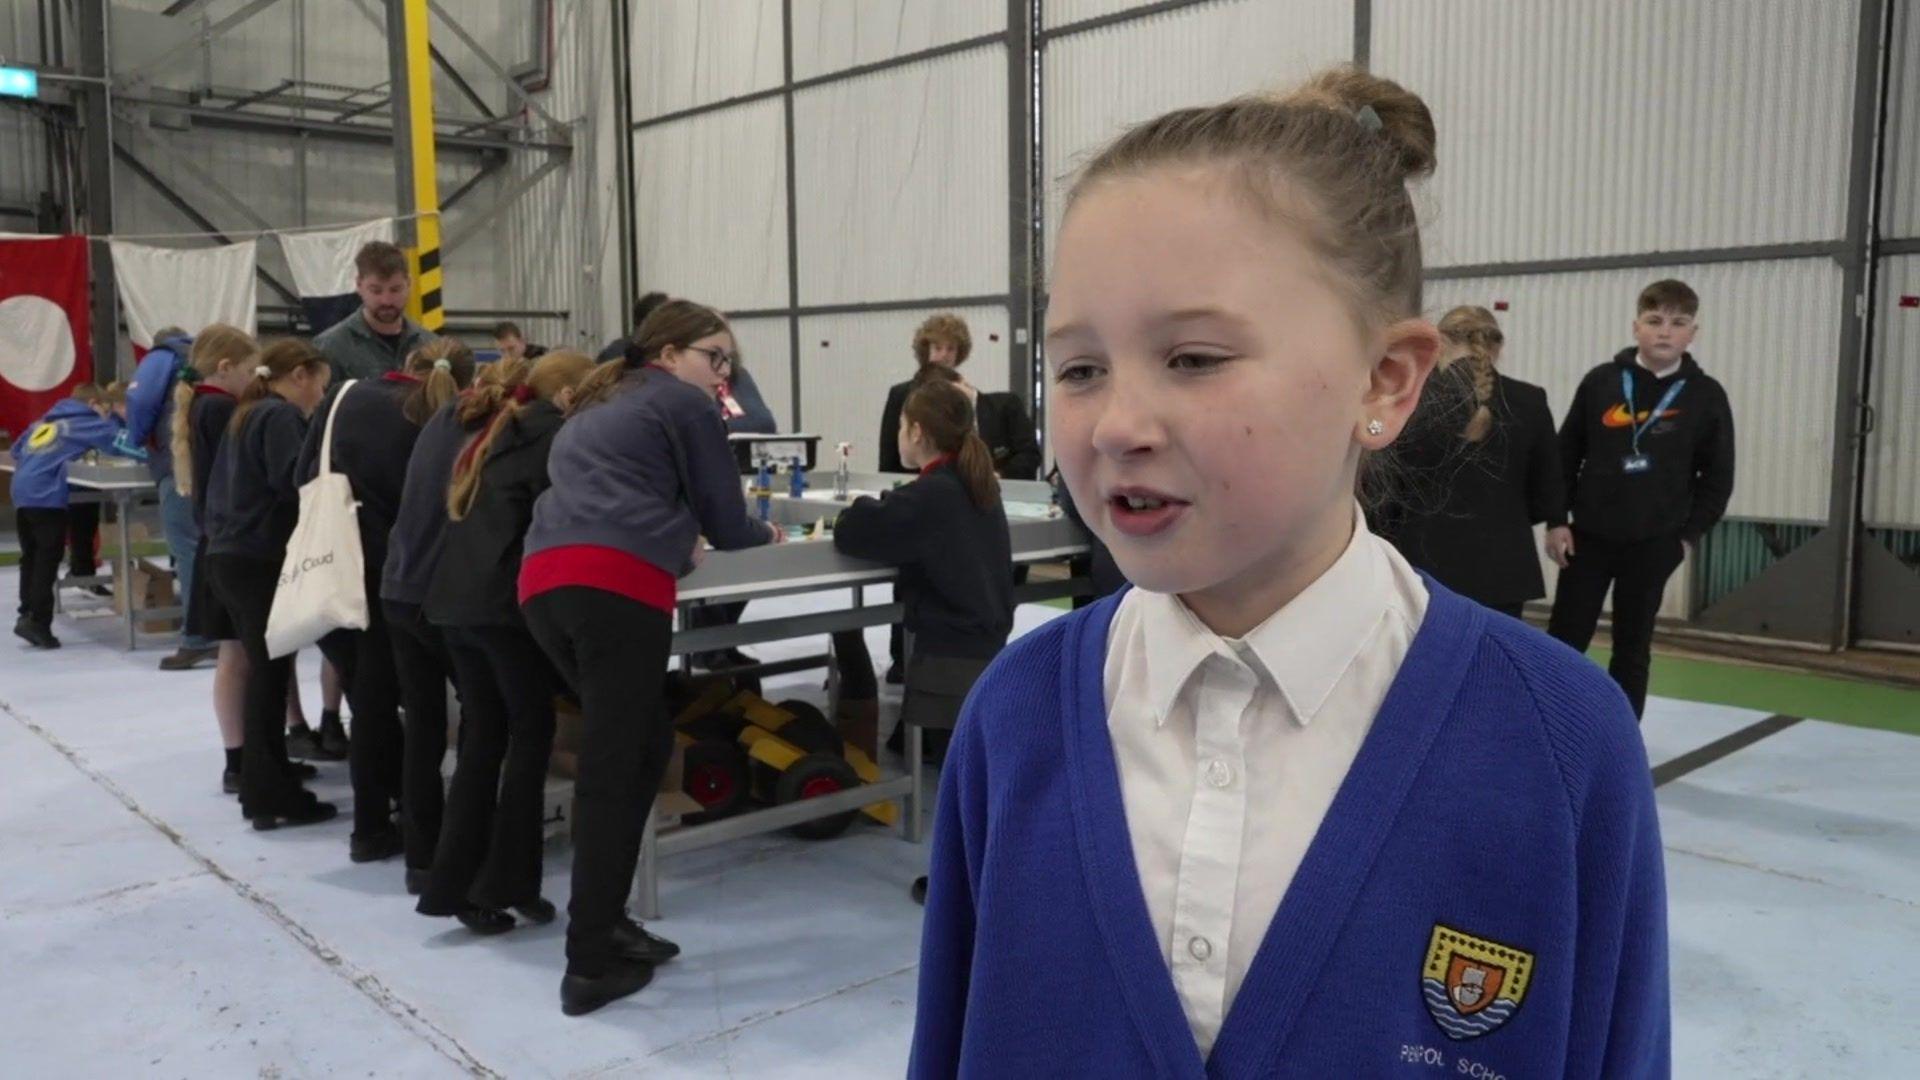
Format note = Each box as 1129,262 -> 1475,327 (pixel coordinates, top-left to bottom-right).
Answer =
1168,352 -> 1232,372
1054,362 -> 1103,384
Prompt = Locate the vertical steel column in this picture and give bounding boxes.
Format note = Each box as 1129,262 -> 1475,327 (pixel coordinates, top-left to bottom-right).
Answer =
1008,0 -> 1038,416
1823,0 -> 1895,649
781,0 -> 803,432
386,0 -> 446,331
75,0 -> 119,378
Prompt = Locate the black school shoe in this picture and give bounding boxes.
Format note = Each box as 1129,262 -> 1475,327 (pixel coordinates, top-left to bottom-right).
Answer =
911,876 -> 928,906
561,958 -> 655,1017
514,898 -> 558,925
610,917 -> 681,964
318,716 -> 350,758
405,867 -> 430,896
286,726 -> 346,763
249,794 -> 338,831
349,827 -> 404,863
884,662 -> 904,686
456,907 -> 516,935
13,619 -> 60,649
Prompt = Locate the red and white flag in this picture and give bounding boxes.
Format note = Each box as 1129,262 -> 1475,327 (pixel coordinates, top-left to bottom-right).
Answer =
0,234 -> 92,440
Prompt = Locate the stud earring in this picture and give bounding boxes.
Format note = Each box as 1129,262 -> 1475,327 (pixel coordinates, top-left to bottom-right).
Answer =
1366,419 -> 1385,437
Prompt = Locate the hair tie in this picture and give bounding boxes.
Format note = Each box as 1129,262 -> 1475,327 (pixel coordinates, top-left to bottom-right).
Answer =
433,358 -> 452,373
510,384 -> 536,404
254,365 -> 272,379
1354,104 -> 1383,132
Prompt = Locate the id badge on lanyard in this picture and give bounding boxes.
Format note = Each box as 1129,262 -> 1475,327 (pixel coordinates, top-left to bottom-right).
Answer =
1621,368 -> 1685,476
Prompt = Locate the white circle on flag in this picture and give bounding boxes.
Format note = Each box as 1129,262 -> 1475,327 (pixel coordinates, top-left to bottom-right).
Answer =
0,295 -> 78,392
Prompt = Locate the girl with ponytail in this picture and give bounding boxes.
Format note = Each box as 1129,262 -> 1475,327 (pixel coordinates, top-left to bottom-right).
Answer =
382,351 -> 527,890
204,339 -> 335,831
288,335 -> 479,864
834,370 -> 1015,907
1378,305 -> 1566,619
418,350 -> 594,933
517,300 -> 775,1015
913,68 -> 1662,1077
170,324 -> 262,794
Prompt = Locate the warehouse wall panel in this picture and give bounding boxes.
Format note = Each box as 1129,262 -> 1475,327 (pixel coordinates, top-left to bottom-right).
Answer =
791,0 -> 1004,81
793,46 -> 1008,305
1373,0 -> 1858,267
730,316 -> 796,432
1866,255 -> 1920,528
1883,0 -> 1920,239
632,100 -> 790,313
631,0 -> 784,123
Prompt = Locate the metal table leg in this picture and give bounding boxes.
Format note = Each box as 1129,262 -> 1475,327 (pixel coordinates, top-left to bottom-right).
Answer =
905,722 -> 925,844
636,805 -> 661,921
118,490 -> 136,650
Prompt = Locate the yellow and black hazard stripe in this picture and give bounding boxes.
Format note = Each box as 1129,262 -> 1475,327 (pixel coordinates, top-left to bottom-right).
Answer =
395,0 -> 445,332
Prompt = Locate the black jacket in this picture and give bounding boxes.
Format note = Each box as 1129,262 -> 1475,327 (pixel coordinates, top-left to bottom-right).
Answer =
1561,348 -> 1735,544
296,377 -> 425,581
878,379 -> 1042,480
426,399 -> 566,628
205,395 -> 308,563
381,400 -> 472,606
184,387 -> 238,529
834,461 -> 1014,660
1379,371 -> 1564,607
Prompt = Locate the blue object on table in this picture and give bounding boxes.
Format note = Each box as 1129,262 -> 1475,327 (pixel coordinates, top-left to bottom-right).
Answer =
755,461 -> 773,522
789,456 -> 807,497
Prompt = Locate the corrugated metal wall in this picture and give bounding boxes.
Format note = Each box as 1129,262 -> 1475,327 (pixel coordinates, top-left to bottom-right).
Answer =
1425,258 -> 1842,525
632,98 -> 789,313
1866,255 -> 1920,529
630,0 -> 784,122
1040,0 -> 1353,257
1044,0 -> 1179,28
792,45 -> 1007,305
1882,0 -> 1919,239
731,316 -> 795,429
1373,0 -> 1856,267
797,306 -> 1012,472
791,0 -> 1003,81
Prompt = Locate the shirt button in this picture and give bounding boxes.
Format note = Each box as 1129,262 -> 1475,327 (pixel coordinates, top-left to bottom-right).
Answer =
1189,936 -> 1213,962
1204,759 -> 1233,789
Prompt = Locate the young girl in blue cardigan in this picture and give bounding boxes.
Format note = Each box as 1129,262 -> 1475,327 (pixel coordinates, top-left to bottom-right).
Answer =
910,68 -> 1668,1079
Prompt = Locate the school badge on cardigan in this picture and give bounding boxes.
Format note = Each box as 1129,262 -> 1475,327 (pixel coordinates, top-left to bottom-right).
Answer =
1421,923 -> 1534,1040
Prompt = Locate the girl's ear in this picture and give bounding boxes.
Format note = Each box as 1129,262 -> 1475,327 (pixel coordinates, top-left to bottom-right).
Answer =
1358,318 -> 1442,448
555,387 -> 576,410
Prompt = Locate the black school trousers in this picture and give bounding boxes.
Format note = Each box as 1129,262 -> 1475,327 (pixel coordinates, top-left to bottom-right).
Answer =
419,622 -> 557,913
66,501 -> 100,576
1547,529 -> 1687,721
207,553 -> 303,814
319,610 -> 404,841
523,586 -> 674,976
15,508 -> 68,627
386,599 -> 455,872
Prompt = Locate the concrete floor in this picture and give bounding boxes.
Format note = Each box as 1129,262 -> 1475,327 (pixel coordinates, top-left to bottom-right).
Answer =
3,573 -> 1916,1077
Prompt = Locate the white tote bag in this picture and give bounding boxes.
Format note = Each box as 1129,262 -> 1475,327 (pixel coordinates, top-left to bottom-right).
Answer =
265,380 -> 369,658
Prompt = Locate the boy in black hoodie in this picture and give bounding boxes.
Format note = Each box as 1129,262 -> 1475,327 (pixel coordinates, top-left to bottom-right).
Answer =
1546,279 -> 1736,718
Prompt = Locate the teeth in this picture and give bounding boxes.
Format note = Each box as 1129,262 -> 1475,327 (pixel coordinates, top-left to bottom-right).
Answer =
1123,496 -> 1166,510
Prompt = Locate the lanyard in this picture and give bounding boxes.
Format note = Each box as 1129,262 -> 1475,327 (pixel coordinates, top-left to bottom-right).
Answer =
1621,368 -> 1686,454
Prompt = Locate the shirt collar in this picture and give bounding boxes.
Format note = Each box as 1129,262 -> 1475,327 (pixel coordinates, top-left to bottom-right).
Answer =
1138,503 -> 1391,728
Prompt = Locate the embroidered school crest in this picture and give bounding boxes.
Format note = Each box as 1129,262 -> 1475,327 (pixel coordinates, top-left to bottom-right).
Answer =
1421,923 -> 1534,1040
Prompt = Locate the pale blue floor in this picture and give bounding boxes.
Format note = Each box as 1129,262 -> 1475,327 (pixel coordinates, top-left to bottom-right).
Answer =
2,569 -> 1916,1077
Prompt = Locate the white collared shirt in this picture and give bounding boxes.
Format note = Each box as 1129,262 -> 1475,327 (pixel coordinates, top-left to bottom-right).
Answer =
1102,506 -> 1429,1056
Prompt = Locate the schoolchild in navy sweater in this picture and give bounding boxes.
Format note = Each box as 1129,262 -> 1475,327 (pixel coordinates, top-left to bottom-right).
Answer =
168,324 -> 278,794
204,340 -> 338,830
10,387 -> 140,648
383,348 -> 505,886
911,72 -> 1667,1078
297,341 -> 475,864
520,302 -> 777,1016
416,351 -> 593,932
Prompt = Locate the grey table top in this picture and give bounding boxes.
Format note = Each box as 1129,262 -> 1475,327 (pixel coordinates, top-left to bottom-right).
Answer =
0,451 -> 155,492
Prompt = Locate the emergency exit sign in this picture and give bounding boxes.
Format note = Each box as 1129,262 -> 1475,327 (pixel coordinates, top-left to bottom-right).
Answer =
0,67 -> 37,99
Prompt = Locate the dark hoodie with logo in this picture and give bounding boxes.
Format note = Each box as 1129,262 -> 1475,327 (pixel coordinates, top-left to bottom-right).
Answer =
1559,347 -> 1735,545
